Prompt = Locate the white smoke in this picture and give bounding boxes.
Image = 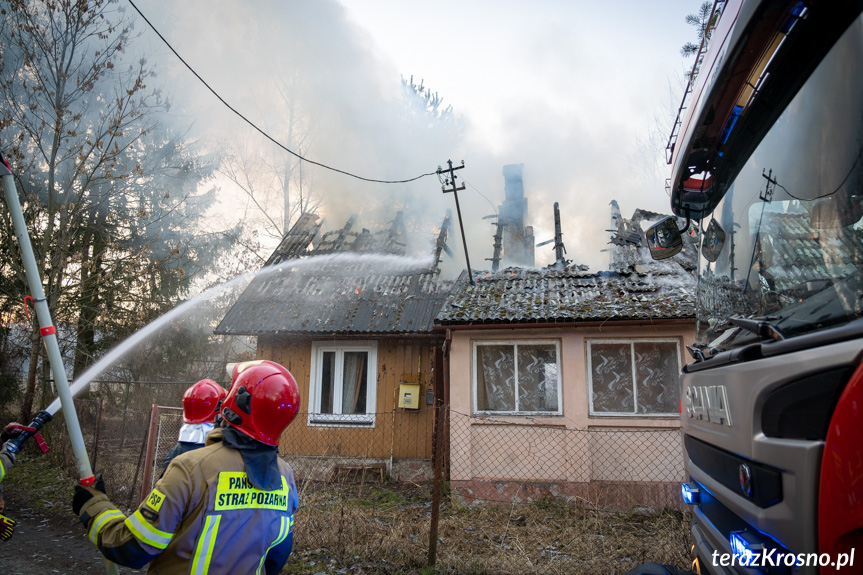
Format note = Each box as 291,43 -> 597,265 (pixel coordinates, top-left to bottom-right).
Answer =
129,0 -> 695,275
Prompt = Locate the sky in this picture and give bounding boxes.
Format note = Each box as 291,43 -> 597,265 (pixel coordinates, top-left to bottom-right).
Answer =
129,0 -> 700,274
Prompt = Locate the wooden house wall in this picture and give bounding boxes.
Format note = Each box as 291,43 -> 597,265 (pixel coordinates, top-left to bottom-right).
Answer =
258,335 -> 439,460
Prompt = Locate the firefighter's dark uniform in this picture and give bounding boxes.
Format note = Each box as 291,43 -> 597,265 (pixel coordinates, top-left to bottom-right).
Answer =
77,427 -> 298,574
159,440 -> 204,479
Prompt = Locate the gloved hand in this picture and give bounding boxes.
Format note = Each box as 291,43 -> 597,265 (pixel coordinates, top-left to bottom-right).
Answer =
0,423 -> 33,443
72,474 -> 106,516
0,513 -> 15,541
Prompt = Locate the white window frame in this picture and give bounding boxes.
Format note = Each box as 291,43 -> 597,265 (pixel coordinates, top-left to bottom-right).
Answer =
472,340 -> 563,416
586,338 -> 682,417
308,340 -> 378,427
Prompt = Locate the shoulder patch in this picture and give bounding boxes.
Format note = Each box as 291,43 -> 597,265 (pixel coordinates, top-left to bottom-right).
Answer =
146,488 -> 166,512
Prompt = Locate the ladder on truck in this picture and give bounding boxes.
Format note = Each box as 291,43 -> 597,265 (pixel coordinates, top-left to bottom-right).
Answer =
665,0 -> 726,181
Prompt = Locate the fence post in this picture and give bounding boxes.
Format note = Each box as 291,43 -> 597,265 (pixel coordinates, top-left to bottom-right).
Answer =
140,404 -> 160,501
119,381 -> 130,450
92,396 -> 104,471
427,401 -> 445,567
127,407 -> 152,510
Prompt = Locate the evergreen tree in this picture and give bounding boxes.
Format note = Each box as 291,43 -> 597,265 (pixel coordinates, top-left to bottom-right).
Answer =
681,2 -> 717,58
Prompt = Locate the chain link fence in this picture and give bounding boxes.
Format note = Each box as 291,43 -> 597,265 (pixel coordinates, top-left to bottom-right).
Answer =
47,398 -> 690,511
447,409 -> 686,511
35,395 -> 692,573
38,382 -> 192,510
141,406 -> 184,498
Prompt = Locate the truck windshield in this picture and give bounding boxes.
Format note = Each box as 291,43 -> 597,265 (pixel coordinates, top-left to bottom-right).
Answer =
696,15 -> 863,352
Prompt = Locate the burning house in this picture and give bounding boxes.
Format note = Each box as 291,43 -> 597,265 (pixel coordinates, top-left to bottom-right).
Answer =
434,204 -> 698,506
215,211 -> 456,481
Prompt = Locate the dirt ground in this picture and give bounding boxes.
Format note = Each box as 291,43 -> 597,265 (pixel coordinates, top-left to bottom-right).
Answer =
0,488 -> 142,575
0,449 -> 141,575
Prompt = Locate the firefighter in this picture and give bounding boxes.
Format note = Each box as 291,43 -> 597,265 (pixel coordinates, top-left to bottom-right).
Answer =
72,360 -> 301,573
0,422 -> 37,541
0,423 -> 27,486
159,379 -> 227,477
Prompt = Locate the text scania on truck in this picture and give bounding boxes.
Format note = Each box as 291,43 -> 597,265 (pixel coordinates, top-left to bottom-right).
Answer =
629,1 -> 863,574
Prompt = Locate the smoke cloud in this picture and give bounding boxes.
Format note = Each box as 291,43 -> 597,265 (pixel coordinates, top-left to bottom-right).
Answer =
130,0 -> 694,276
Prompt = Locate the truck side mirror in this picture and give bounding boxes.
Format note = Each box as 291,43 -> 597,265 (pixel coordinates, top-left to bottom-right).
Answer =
701,218 -> 726,262
645,216 -> 684,260
809,194 -> 863,229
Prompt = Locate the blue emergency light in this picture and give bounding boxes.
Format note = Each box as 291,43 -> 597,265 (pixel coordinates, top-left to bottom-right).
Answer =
681,482 -> 700,505
730,531 -> 766,567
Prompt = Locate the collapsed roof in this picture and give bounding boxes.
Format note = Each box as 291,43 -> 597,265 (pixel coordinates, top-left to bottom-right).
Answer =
215,212 -> 456,336
436,205 -> 697,325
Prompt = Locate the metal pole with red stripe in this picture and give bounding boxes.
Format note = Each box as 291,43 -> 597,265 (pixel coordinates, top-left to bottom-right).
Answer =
2,153 -> 121,575
0,153 -> 94,485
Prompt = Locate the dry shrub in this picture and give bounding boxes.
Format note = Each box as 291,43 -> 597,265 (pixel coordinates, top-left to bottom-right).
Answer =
287,479 -> 691,575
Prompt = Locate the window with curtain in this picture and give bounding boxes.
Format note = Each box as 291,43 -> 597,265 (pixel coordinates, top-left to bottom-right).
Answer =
310,341 -> 377,426
473,341 -> 561,415
586,339 -> 680,416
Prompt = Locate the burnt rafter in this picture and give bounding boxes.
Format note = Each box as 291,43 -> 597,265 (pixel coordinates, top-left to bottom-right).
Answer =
486,220 -> 502,273
266,208 -> 454,271
216,208 -> 458,336
536,203 -> 570,271
433,210 -> 454,270
304,212 -> 411,257
265,212 -> 322,266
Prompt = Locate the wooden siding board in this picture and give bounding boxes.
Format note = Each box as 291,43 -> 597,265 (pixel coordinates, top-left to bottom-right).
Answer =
268,336 -> 434,461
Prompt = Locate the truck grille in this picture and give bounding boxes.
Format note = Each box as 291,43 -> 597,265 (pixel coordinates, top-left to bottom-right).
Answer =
685,434 -> 783,507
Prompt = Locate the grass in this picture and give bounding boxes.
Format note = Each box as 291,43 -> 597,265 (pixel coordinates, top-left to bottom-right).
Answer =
3,449 -> 78,513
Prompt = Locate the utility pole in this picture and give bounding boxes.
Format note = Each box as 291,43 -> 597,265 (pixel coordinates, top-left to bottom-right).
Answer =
439,160 -> 474,284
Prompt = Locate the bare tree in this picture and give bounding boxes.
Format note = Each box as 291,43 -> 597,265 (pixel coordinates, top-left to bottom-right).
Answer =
0,0 -> 231,418
216,69 -> 322,266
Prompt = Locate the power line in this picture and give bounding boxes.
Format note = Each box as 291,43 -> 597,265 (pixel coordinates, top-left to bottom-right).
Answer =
461,178 -> 498,215
127,0 -> 436,185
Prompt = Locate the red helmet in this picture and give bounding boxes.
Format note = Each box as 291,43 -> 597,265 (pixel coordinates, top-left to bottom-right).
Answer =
182,379 -> 227,424
220,360 -> 300,446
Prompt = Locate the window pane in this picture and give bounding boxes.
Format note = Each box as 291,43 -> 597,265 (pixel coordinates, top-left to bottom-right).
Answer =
634,342 -> 680,414
590,343 -> 634,413
517,345 -> 558,412
320,351 -> 335,414
476,345 -> 516,411
342,351 -> 368,414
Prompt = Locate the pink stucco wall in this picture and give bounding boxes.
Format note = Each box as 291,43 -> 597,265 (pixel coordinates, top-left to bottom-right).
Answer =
447,324 -> 695,486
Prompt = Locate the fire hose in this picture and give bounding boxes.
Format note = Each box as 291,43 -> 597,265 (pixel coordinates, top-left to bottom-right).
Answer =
1,152 -> 120,575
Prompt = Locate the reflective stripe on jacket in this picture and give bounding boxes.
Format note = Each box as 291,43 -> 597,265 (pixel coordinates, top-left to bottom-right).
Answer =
80,428 -> 298,574
0,450 -> 13,483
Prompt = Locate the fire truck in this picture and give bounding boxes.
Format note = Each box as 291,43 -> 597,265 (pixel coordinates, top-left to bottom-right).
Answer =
636,0 -> 863,574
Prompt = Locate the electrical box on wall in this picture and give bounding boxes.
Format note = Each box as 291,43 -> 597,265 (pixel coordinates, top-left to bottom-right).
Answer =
398,383 -> 421,409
